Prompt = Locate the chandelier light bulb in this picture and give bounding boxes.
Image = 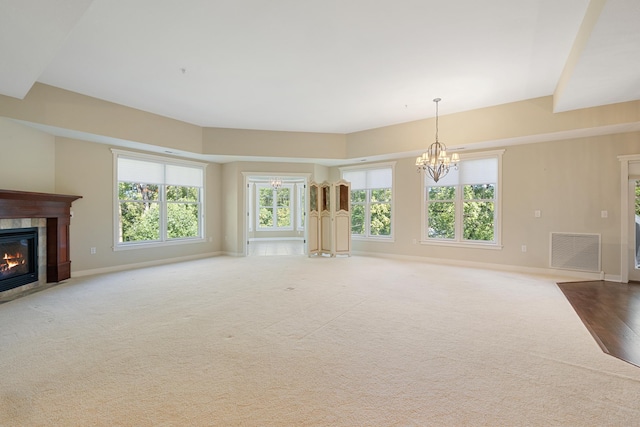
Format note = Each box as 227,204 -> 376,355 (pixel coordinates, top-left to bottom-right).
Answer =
270,177 -> 282,190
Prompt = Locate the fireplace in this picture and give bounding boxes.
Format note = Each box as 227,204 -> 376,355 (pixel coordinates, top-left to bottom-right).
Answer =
0,227 -> 38,292
0,190 -> 81,296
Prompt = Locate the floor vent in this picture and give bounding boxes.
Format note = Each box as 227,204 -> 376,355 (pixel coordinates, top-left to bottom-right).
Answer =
550,232 -> 601,273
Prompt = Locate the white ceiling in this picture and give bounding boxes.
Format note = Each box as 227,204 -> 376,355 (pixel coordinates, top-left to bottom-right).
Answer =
1,0 -> 639,134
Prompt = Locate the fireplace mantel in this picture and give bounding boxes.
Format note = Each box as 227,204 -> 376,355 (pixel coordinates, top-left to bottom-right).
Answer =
0,189 -> 82,283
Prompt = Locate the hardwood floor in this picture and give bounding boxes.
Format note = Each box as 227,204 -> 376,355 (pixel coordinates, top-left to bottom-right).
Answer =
558,280 -> 640,367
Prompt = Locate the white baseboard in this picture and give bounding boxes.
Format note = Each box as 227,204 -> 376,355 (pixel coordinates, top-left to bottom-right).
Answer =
248,237 -> 304,241
351,251 -> 622,283
71,252 -> 224,278
71,249 -> 622,283
224,251 -> 244,257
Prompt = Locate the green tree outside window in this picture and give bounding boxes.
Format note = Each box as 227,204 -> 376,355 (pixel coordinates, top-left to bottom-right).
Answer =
426,183 -> 495,242
118,182 -> 201,243
258,186 -> 292,229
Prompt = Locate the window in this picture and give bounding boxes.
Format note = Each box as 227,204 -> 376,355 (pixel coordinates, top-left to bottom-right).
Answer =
341,163 -> 394,239
423,150 -> 503,248
257,184 -> 293,230
297,184 -> 305,231
113,150 -> 205,249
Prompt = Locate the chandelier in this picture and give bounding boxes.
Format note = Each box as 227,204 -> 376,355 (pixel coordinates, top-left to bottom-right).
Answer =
270,177 -> 282,190
416,98 -> 459,182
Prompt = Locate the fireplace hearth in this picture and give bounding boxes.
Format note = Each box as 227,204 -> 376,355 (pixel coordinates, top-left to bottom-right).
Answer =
0,227 -> 38,292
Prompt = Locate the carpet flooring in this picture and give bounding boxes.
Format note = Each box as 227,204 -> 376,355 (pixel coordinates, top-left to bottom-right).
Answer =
1,255 -> 640,426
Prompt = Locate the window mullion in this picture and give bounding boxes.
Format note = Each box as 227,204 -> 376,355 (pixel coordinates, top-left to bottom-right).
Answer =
254,186 -> 259,230
455,185 -> 463,242
365,189 -> 372,237
161,184 -> 167,242
198,187 -> 204,237
272,188 -> 278,230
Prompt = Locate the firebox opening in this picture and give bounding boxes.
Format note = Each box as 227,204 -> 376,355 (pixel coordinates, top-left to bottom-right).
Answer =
0,227 -> 38,292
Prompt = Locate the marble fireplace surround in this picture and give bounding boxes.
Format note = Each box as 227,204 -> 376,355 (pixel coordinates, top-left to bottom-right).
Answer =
0,190 -> 82,296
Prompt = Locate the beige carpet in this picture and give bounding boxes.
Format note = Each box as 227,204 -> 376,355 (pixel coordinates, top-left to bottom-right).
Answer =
1,255 -> 640,426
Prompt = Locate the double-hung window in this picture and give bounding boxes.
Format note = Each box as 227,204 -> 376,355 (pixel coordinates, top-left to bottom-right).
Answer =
257,184 -> 293,230
341,163 -> 394,240
423,150 -> 503,248
113,150 -> 206,249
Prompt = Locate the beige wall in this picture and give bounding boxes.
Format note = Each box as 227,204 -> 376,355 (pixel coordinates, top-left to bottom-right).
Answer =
0,84 -> 203,153
0,118 -> 56,193
335,132 -> 640,277
222,162 -> 240,255
54,137 -> 222,273
314,164 -> 331,183
4,84 -> 637,165
2,83 -> 640,279
500,134 -> 634,274
0,120 -> 223,274
203,127 -> 346,161
346,96 -> 640,159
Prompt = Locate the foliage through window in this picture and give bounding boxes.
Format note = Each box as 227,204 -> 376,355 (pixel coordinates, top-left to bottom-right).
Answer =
342,165 -> 393,239
114,152 -> 205,248
424,153 -> 502,246
636,180 -> 640,217
257,185 -> 293,230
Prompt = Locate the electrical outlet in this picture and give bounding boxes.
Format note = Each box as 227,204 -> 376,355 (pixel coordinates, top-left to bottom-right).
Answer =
90,247 -> 96,255
521,245 -> 527,252
601,210 -> 608,218
534,210 -> 541,218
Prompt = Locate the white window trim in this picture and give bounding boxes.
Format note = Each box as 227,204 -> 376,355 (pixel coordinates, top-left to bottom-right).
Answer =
340,161 -> 396,242
112,149 -> 207,251
255,183 -> 295,231
296,183 -> 305,231
248,183 -> 253,232
618,154 -> 640,283
420,150 -> 504,250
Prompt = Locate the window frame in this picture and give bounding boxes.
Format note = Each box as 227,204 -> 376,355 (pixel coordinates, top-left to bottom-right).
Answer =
340,162 -> 395,242
421,150 -> 504,250
255,183 -> 295,231
112,149 -> 207,251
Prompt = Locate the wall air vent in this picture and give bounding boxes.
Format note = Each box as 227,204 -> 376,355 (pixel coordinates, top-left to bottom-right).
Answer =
550,232 -> 601,273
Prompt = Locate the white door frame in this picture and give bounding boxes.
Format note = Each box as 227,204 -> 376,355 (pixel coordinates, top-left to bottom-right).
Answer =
619,154 -> 640,283
241,172 -> 311,256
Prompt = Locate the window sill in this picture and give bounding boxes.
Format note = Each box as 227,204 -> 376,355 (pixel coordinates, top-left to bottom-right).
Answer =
420,240 -> 503,250
114,237 -> 206,251
352,236 -> 395,243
